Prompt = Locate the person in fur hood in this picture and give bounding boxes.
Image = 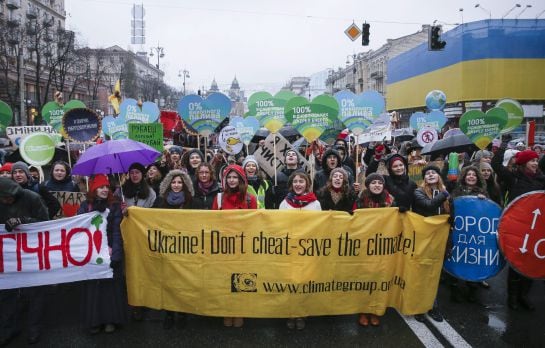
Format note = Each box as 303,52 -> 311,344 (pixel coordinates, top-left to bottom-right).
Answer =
153,169 -> 194,209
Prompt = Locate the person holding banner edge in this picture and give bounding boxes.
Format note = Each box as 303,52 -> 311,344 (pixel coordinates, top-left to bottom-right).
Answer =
0,177 -> 49,345
153,169 -> 195,329
412,165 -> 451,322
353,173 -> 396,327
279,171 -> 321,330
78,174 -> 127,334
212,164 -> 257,328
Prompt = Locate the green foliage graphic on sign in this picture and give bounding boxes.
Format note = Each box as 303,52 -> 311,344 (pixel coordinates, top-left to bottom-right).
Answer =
247,90 -> 297,133
459,108 -> 508,149
284,95 -> 339,143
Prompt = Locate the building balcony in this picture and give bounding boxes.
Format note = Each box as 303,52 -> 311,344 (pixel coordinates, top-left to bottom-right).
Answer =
6,0 -> 21,10
7,15 -> 21,27
370,71 -> 383,79
26,7 -> 38,19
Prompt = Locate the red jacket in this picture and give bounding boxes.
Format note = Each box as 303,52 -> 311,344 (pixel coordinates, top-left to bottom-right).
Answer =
212,192 -> 257,210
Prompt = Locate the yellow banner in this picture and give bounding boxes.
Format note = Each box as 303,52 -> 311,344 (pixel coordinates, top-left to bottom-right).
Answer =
121,207 -> 449,317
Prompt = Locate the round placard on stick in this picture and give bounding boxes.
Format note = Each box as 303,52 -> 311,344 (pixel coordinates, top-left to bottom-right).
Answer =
63,108 -> 101,143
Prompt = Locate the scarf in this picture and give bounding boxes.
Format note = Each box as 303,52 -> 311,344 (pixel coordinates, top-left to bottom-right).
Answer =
167,191 -> 185,206
330,189 -> 343,205
198,180 -> 215,195
285,192 -> 317,208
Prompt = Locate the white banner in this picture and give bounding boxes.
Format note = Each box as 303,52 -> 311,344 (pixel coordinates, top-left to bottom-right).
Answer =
357,126 -> 391,144
6,125 -> 61,148
0,211 -> 112,289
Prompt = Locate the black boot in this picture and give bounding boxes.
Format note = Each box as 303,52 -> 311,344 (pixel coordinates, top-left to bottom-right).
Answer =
507,279 -> 519,310
518,279 -> 535,311
450,284 -> 464,303
467,282 -> 478,303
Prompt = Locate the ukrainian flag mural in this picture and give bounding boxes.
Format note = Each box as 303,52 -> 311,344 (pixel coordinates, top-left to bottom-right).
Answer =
387,19 -> 545,111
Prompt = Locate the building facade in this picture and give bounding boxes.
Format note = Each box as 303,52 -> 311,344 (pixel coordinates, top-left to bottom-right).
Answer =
388,19 -> 545,134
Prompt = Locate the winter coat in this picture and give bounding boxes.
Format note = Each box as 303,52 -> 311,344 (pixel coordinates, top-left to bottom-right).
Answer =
274,167 -> 302,208
191,180 -> 220,210
317,188 -> 356,213
313,148 -> 354,192
366,154 -> 416,211
0,178 -> 49,224
413,188 -> 449,217
212,192 -> 257,210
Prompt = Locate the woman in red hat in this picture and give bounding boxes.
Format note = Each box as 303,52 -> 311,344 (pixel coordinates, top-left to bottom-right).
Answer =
492,148 -> 545,311
77,174 -> 126,334
212,165 -> 256,328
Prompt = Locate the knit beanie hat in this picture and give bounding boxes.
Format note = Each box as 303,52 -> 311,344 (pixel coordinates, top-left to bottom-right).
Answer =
474,150 -> 492,162
365,173 -> 385,188
169,146 -> 183,155
89,174 -> 110,193
11,161 -> 30,179
242,155 -> 259,171
330,167 -> 348,180
0,162 -> 13,173
421,165 -> 441,179
503,149 -> 519,166
128,162 -> 146,174
515,149 -> 539,165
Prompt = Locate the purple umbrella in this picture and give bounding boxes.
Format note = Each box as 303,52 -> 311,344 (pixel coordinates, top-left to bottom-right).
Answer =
72,139 -> 161,175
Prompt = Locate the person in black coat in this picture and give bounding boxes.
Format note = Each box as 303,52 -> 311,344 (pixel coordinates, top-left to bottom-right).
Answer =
366,153 -> 417,212
317,167 -> 356,213
0,178 -> 49,345
313,148 -> 354,192
492,148 -> 545,311
78,175 -> 126,334
45,160 -> 80,192
274,149 -> 304,208
190,163 -> 220,210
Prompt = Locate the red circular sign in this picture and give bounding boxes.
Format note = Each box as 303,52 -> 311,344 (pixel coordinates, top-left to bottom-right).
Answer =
498,191 -> 545,279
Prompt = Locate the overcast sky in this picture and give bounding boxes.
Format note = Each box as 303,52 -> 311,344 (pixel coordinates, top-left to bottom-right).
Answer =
67,0 -> 541,93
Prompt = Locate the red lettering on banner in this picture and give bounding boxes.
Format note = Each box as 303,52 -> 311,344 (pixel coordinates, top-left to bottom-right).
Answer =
43,229 -> 68,269
0,234 -> 16,273
66,228 -> 93,266
20,232 -> 44,271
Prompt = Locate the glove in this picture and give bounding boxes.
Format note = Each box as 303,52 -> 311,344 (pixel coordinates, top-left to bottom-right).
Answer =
5,217 -> 23,232
398,206 -> 408,213
110,259 -> 121,269
442,191 -> 450,198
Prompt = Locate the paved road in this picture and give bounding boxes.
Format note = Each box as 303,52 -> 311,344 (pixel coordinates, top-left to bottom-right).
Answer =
5,268 -> 545,347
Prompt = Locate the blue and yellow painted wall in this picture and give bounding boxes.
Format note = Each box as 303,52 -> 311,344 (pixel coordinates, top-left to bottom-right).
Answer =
387,19 -> 545,111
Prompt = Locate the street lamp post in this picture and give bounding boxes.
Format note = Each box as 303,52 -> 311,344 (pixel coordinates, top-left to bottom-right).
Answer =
178,69 -> 190,96
474,4 -> 492,19
515,5 -> 532,19
149,43 -> 165,69
346,54 -> 357,93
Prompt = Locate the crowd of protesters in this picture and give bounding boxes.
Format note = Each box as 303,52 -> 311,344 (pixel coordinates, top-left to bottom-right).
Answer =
0,134 -> 544,345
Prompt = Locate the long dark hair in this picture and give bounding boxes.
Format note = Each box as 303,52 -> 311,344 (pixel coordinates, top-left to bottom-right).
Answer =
123,174 -> 152,199
162,174 -> 193,208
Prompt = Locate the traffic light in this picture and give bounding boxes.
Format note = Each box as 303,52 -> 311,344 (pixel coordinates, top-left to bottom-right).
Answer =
429,25 -> 446,51
362,23 -> 370,46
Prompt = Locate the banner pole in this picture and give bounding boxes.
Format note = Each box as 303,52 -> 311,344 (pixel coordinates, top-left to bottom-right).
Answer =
273,133 -> 278,186
66,139 -> 72,168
